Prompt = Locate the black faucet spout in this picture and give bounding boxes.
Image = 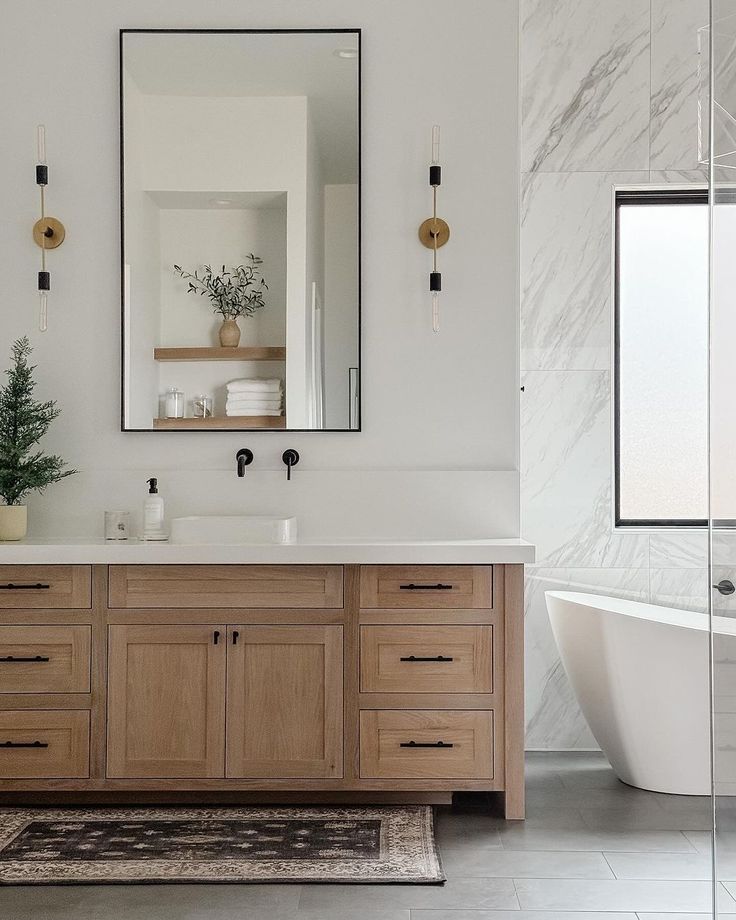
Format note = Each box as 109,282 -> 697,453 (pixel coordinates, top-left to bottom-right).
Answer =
236,448 -> 254,478
282,449 -> 300,481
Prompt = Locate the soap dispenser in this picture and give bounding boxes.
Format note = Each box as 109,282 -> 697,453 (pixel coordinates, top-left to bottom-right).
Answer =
142,477 -> 167,541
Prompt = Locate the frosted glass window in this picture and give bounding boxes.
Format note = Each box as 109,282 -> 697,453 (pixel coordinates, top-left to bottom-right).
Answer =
616,192 -> 708,526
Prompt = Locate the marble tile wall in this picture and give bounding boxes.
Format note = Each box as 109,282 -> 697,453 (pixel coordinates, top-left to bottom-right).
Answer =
521,0 -> 710,750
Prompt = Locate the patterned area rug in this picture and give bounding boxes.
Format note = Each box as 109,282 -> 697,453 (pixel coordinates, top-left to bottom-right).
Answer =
0,806 -> 444,885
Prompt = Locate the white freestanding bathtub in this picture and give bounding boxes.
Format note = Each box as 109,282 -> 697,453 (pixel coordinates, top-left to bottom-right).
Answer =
546,590 -> 736,795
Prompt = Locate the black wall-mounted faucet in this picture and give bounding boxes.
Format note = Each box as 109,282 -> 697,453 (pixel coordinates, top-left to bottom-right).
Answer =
282,449 -> 300,481
236,448 -> 254,478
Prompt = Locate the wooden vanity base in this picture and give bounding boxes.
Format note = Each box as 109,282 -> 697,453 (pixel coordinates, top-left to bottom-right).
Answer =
0,564 -> 524,819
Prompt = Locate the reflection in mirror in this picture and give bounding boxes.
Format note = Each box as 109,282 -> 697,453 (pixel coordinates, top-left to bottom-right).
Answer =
121,30 -> 360,431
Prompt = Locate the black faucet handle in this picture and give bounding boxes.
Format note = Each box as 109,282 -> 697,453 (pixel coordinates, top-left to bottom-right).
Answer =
282,449 -> 300,481
236,448 -> 254,478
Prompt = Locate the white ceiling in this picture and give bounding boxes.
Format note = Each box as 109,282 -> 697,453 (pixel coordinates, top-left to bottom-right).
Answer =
146,190 -> 287,210
123,31 -> 359,184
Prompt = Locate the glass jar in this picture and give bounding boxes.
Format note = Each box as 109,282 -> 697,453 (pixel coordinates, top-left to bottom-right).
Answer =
104,511 -> 130,541
192,394 -> 213,419
164,386 -> 184,419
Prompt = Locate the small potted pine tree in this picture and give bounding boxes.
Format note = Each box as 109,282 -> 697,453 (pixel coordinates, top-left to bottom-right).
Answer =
0,337 -> 76,540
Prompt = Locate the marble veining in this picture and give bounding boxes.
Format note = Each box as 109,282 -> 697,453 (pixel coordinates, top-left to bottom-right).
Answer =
649,531 -> 708,568
522,370 -> 648,569
648,168 -> 708,184
521,0 -> 650,173
521,0 -> 713,749
650,0 -> 709,170
521,171 -> 648,371
521,370 -> 609,507
525,567 -> 649,750
649,567 -> 709,613
714,532 -> 736,566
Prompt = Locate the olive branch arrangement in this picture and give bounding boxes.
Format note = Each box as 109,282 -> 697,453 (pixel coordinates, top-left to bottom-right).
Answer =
174,254 -> 268,320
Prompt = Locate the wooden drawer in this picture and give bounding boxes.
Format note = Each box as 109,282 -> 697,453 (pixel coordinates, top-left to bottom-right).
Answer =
360,566 -> 491,609
360,625 -> 493,693
0,710 -> 89,778
0,566 -> 91,609
109,565 -> 344,609
0,626 -> 91,693
360,710 -> 493,779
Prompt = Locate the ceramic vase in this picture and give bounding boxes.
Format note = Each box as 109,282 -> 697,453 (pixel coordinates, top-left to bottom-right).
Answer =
219,319 -> 241,347
0,505 -> 27,541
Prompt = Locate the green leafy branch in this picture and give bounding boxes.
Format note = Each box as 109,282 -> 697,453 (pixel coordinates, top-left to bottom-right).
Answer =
174,254 -> 269,320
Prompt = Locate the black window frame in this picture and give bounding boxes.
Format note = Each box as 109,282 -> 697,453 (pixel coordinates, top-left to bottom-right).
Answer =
614,187 -> 708,529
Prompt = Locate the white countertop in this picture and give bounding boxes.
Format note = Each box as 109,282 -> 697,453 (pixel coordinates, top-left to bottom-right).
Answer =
0,538 -> 535,565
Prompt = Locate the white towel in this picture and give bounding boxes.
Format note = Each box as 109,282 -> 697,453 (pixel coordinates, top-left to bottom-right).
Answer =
227,378 -> 282,394
226,408 -> 283,417
226,399 -> 282,411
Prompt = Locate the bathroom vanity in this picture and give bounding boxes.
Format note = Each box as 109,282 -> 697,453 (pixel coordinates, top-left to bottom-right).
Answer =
0,546 -> 531,818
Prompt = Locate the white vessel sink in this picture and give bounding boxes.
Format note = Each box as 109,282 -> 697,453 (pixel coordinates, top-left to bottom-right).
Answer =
170,515 -> 297,545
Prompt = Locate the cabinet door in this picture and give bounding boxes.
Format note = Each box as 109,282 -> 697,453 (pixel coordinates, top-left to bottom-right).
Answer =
107,625 -> 226,778
226,625 -> 343,778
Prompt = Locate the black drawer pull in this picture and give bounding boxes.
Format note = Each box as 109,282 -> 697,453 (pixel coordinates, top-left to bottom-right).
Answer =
213,631 -> 221,645
399,583 -> 453,591
400,655 -> 454,663
0,740 -> 48,749
232,630 -> 239,646
0,655 -> 50,663
400,740 -> 454,749
0,583 -> 50,591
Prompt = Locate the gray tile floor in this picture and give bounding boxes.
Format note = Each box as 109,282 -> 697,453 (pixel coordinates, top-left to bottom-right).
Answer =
0,752 -> 727,919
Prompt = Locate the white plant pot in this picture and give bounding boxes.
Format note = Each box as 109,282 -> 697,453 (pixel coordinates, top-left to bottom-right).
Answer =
0,505 -> 27,541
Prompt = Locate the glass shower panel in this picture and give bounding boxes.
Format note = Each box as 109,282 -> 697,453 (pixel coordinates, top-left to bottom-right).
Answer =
711,6 -> 736,918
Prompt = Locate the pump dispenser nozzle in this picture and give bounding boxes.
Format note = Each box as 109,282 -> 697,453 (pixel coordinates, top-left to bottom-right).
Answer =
142,477 -> 166,541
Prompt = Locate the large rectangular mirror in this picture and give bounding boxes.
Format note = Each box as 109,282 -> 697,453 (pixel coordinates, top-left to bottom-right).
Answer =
120,29 -> 360,431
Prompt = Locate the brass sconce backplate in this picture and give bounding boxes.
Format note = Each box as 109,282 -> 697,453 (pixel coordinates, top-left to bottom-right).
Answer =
418,217 -> 450,249
33,217 -> 65,250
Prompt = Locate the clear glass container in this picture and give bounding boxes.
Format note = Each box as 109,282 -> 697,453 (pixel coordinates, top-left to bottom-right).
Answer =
104,511 -> 130,541
164,387 -> 184,419
192,394 -> 213,419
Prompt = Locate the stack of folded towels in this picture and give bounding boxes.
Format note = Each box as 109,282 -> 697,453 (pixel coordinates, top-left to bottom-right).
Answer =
225,378 -> 283,417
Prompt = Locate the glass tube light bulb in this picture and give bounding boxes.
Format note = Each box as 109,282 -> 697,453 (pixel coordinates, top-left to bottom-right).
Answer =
432,292 -> 440,333
38,293 -> 48,332
431,125 -> 440,166
37,125 -> 46,164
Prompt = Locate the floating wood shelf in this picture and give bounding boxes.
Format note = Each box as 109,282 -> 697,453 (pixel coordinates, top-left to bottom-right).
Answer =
153,346 -> 286,362
153,416 -> 286,430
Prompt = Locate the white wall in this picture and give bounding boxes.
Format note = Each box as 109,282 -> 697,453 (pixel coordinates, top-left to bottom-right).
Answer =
303,101 -> 326,428
0,0 -> 520,542
130,91 -> 307,426
324,184 -> 359,429
159,208 -> 287,351
155,206 -> 287,421
711,204 -> 736,521
140,95 -> 307,193
123,73 -> 160,427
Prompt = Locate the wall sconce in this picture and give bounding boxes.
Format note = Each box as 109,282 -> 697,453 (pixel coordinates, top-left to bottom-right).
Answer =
418,125 -> 449,333
33,125 -> 65,332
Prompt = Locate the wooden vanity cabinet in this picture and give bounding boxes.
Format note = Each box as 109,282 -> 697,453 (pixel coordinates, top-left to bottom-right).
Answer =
0,562 -> 524,819
106,624 -> 226,778
105,623 -> 343,782
226,625 -> 343,779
